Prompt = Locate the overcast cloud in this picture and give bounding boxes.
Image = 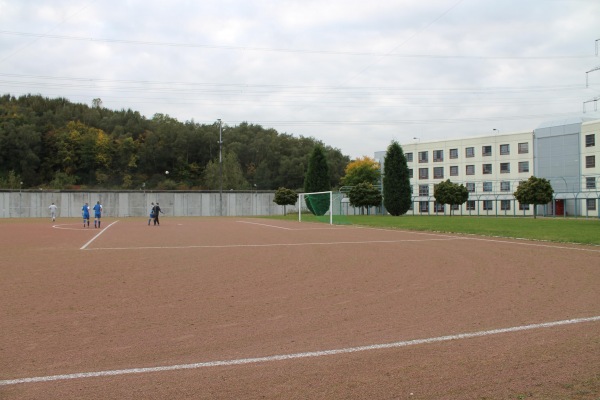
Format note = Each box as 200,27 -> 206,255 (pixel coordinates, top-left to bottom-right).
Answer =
1,0 -> 599,159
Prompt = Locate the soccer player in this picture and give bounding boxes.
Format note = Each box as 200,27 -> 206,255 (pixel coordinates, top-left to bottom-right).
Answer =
148,202 -> 155,225
93,201 -> 103,228
82,202 -> 90,227
48,202 -> 58,222
152,202 -> 164,226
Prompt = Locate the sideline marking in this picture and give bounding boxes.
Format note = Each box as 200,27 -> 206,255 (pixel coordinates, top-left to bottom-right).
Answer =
466,236 -> 600,253
80,221 -> 119,250
83,237 -> 463,251
1,315 -> 598,387
355,226 -> 600,253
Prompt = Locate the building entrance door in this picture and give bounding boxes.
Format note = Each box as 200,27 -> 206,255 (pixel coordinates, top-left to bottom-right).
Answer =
555,199 -> 564,216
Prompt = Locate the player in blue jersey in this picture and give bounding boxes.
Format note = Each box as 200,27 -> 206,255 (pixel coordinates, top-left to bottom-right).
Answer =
93,201 -> 103,228
148,202 -> 155,225
82,202 -> 90,227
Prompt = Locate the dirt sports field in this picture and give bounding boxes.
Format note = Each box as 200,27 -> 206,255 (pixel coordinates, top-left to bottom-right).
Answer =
0,217 -> 599,400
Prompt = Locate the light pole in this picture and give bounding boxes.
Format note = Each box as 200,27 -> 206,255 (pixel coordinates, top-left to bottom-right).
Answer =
217,119 -> 223,216
19,181 -> 23,216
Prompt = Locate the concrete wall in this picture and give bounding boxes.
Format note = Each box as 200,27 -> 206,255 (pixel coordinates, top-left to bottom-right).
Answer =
0,190 -> 286,218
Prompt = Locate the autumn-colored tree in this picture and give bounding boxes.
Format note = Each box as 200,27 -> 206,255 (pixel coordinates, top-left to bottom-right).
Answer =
340,156 -> 381,187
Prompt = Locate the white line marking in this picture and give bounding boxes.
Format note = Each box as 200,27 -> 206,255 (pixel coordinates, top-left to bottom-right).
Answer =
79,221 -> 119,250
1,315 -> 598,387
52,224 -> 91,231
354,226 -> 600,252
83,237 -> 463,251
466,236 -> 600,253
236,221 -> 294,230
236,220 -> 348,230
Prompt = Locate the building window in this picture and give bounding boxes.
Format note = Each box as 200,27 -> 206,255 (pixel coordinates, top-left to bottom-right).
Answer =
500,181 -> 511,191
449,165 -> 458,176
419,168 -> 429,179
466,200 -> 476,211
586,134 -> 595,147
483,200 -> 493,210
482,145 -> 492,156
586,155 -> 595,168
518,161 -> 529,173
483,182 -> 493,192
449,148 -> 458,159
518,142 -> 529,154
500,144 -> 510,155
466,182 -> 475,192
435,203 -> 445,213
586,177 -> 596,189
465,147 -> 475,158
433,150 -> 444,162
419,185 -> 429,196
406,152 -> 413,162
419,151 -> 428,163
419,201 -> 429,212
451,204 -> 460,211
587,199 -> 597,211
483,164 -> 492,174
433,167 -> 444,179
500,162 -> 510,173
408,168 -> 413,179
501,200 -> 511,211
519,203 -> 530,211
466,165 -> 475,175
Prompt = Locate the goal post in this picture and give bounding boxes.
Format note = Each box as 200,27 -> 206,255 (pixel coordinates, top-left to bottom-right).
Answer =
298,191 -> 351,225
299,191 -> 333,224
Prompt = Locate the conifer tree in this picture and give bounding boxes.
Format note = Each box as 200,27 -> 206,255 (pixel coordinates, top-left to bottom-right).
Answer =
383,140 -> 411,216
303,145 -> 330,215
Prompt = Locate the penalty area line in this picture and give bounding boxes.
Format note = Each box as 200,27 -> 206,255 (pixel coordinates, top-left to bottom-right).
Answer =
236,220 -> 294,230
80,221 -> 119,250
1,315 -> 599,387
81,237 -> 462,251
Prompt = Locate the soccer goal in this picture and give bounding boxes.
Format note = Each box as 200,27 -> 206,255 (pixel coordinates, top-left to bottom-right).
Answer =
298,191 -> 350,225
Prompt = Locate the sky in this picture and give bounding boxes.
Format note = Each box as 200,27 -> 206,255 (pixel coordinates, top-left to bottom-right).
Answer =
1,0 -> 599,160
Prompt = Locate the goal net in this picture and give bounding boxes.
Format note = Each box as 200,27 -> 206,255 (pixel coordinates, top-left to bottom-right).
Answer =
298,191 -> 350,225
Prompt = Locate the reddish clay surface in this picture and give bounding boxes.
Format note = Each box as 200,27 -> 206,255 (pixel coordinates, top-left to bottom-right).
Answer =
1,217 -> 599,399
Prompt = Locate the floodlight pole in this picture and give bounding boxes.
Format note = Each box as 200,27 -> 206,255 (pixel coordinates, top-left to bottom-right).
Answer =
218,119 -> 223,216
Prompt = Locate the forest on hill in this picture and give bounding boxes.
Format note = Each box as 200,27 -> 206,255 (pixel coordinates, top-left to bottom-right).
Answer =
0,94 -> 350,191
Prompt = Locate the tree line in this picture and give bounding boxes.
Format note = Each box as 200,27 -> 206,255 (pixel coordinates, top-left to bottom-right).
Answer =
0,94 -> 349,190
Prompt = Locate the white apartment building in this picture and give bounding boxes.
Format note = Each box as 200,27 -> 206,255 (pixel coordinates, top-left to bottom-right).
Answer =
374,117 -> 600,217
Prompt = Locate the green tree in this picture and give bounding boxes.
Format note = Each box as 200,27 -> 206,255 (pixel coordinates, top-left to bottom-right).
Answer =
383,141 -> 411,216
341,156 -> 381,187
348,182 -> 383,214
203,151 -> 249,190
513,176 -> 554,219
273,187 -> 298,215
0,120 -> 41,184
433,179 -> 469,216
303,145 -> 330,216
